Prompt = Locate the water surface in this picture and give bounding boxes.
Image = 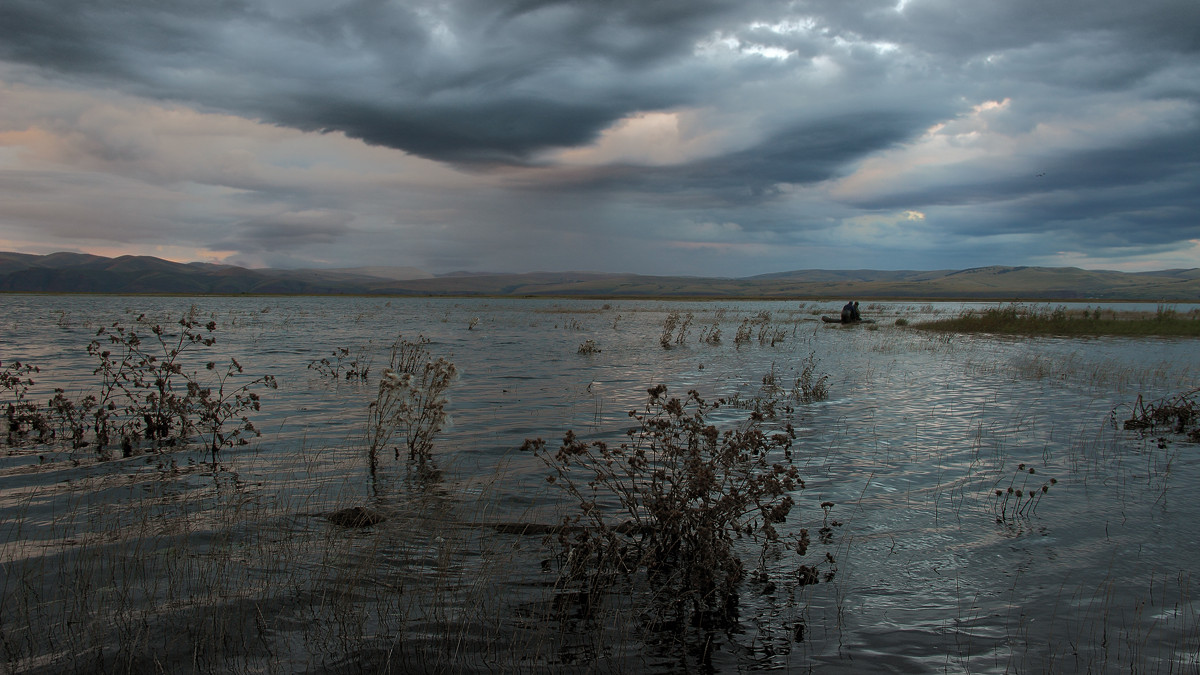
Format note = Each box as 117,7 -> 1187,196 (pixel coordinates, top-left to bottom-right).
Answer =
1,295 -> 1198,673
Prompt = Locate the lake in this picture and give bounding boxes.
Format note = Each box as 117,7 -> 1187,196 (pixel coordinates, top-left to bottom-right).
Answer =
1,295 -> 1198,673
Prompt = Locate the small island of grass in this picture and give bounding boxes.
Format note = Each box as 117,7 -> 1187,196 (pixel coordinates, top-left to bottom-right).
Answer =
913,304 -> 1200,337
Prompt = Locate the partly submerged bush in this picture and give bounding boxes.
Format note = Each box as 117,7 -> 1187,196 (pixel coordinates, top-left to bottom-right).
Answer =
1120,388 -> 1200,442
307,346 -> 372,382
191,358 -> 277,461
4,311 -> 275,460
733,319 -> 753,348
367,335 -> 457,467
660,311 -> 693,349
522,385 -> 816,627
88,312 -> 218,451
792,351 -> 830,404
2,360 -> 49,445
728,354 -> 830,418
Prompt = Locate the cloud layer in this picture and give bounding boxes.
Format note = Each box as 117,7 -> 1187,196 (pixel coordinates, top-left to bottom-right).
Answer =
1,0 -> 1197,273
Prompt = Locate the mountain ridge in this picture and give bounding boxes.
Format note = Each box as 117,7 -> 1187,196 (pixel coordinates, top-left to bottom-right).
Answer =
0,252 -> 1197,300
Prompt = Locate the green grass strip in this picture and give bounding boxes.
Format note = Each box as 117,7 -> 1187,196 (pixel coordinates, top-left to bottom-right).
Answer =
913,304 -> 1200,337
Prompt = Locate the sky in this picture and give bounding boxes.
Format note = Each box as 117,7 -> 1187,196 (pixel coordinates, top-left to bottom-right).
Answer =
0,0 -> 1198,276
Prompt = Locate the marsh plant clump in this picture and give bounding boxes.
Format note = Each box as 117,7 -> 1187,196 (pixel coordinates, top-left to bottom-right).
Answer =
660,311 -> 694,349
2,312 -> 275,460
1120,388 -> 1200,442
307,345 -> 372,381
729,364 -> 792,420
733,319 -> 753,347
2,360 -> 47,445
191,358 -> 277,461
577,339 -> 601,355
522,385 -> 818,628
728,353 -> 831,418
367,334 -> 458,467
698,321 -> 722,345
792,351 -> 830,404
992,463 -> 1057,522
758,322 -> 787,346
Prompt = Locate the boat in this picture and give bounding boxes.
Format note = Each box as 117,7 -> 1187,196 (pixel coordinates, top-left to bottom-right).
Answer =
822,316 -> 875,324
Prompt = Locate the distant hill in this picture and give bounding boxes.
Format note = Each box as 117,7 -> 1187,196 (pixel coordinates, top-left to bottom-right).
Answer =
0,252 -> 1197,300
320,265 -> 434,281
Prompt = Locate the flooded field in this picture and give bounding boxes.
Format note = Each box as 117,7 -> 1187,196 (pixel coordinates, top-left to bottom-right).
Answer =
2,295 -> 1199,673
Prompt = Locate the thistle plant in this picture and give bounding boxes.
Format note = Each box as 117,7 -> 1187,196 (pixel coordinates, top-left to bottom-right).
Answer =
46,388 -> 95,450
2,360 -> 49,445
367,335 -> 457,468
674,312 -> 693,345
727,356 -> 830,421
733,319 -> 752,348
658,311 -> 694,348
87,312 -> 218,450
660,313 -> 677,348
190,358 -> 278,463
2,311 -> 274,460
757,322 -> 786,346
522,385 -> 805,626
307,346 -> 372,382
993,463 -> 1057,522
791,352 -> 830,404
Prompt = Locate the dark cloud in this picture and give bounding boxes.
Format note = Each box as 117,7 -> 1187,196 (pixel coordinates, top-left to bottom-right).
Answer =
0,0 -> 964,169
695,111 -> 930,190
499,106 -> 940,206
280,96 -> 630,164
0,0 -> 736,163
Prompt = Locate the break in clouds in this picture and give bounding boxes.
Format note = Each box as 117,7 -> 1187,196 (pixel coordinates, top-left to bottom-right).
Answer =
0,0 -> 1197,274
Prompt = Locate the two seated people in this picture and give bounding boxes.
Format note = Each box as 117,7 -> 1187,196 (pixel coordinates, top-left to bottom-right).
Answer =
840,301 -> 862,323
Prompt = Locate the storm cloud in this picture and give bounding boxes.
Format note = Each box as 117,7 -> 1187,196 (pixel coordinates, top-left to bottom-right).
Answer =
0,0 -> 1197,274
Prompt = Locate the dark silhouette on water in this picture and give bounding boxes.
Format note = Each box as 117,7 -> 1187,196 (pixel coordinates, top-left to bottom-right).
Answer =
840,301 -> 861,323
825,301 -> 871,324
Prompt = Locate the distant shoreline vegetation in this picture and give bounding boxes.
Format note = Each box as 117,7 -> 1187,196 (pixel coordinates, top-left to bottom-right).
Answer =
913,304 -> 1200,337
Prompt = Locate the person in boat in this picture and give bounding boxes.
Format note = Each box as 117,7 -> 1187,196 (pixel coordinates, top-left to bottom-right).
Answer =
852,301 -> 861,321
841,301 -> 855,323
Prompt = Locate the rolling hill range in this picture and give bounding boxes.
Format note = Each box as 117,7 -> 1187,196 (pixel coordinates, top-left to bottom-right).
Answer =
1,252 -> 1198,300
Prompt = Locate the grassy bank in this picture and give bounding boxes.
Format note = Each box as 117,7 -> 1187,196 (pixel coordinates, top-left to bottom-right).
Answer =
913,304 -> 1200,337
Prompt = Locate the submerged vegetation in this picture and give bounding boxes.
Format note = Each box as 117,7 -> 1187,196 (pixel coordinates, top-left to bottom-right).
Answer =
914,303 -> 1200,337
366,334 -> 457,468
522,386 -> 824,631
3,309 -> 276,461
307,345 -> 372,381
992,463 -> 1057,522
1119,387 -> 1200,442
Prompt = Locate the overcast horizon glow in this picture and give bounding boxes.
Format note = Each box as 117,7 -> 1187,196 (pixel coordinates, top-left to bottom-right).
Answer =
1,1 -> 1197,275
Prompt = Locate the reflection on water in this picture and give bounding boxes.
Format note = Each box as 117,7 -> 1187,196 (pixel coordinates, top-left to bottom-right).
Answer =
2,295 -> 1199,672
